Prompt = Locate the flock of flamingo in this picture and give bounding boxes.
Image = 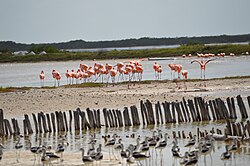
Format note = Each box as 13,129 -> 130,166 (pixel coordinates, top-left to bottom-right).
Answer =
39,52 -> 231,88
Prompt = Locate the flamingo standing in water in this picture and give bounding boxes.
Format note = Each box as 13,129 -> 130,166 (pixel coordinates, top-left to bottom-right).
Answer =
182,70 -> 188,90
116,62 -> 125,82
109,68 -> 117,85
135,64 -> 143,82
124,65 -> 133,88
39,70 -> 45,87
70,69 -> 75,84
168,64 -> 176,80
191,59 -> 214,81
156,65 -> 162,80
55,72 -> 61,86
153,62 -> 160,79
52,70 -> 58,86
65,70 -> 70,84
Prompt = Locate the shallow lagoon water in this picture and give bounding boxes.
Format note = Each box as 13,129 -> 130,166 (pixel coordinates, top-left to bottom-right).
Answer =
0,56 -> 250,87
2,120 -> 250,165
1,56 -> 250,165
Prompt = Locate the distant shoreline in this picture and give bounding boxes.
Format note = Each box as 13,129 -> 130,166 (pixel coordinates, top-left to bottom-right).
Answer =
0,43 -> 250,63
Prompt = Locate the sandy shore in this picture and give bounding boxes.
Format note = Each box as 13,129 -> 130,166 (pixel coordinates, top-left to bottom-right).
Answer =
0,78 -> 250,165
0,78 -> 250,119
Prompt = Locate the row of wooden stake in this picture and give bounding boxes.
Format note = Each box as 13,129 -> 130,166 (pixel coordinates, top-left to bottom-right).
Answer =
0,95 -> 249,137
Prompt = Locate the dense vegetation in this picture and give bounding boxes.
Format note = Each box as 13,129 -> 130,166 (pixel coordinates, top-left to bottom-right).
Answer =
1,34 -> 250,52
0,44 -> 249,63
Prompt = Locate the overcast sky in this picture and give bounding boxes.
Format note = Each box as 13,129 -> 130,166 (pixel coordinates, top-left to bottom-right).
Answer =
0,0 -> 250,44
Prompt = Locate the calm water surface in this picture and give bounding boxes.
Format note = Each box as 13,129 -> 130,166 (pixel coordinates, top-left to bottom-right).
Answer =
0,56 -> 250,87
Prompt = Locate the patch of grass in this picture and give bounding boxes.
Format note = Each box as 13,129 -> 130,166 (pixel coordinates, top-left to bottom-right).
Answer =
63,82 -> 104,88
41,86 -> 57,89
0,86 -> 31,93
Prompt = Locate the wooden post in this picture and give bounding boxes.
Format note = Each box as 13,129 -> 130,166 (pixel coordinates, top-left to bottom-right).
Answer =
131,106 -> 140,126
74,108 -> 80,131
59,111 -> 65,131
6,119 -> 12,135
86,108 -> 94,129
231,97 -> 237,119
195,97 -> 204,121
175,102 -> 184,123
63,112 -> 68,131
247,96 -> 250,109
107,109 -> 114,127
51,113 -> 56,132
103,108 -> 109,127
187,99 -> 197,122
157,102 -> 163,124
38,113 -> 43,133
214,99 -> 223,120
180,102 -> 188,122
112,109 -> 118,127
237,95 -> 248,119
96,109 -> 101,128
182,98 -> 192,122
15,119 -> 20,135
3,119 -> 8,136
123,107 -> 132,126
69,110 -> 73,131
93,109 -> 98,128
46,114 -> 52,132
145,100 -> 155,125
32,113 -> 38,133
116,109 -> 123,127
140,101 -> 149,125
193,98 -> 201,121
23,119 -> 27,135
155,103 -> 160,124
24,114 -> 33,134
79,111 -> 86,130
227,97 -> 234,119
208,100 -> 217,121
11,118 -> 17,135
0,109 -> 4,137
171,102 -> 177,123
41,112 -> 48,133
162,101 -> 172,123
55,111 -> 60,132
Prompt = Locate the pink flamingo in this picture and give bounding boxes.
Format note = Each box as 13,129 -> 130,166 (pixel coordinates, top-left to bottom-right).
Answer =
52,69 -> 58,86
116,62 -> 124,82
153,62 -> 160,79
70,69 -> 75,84
191,59 -> 214,80
87,67 -> 95,82
168,64 -> 176,80
135,64 -> 143,82
156,65 -> 162,80
124,65 -> 133,88
182,70 -> 188,90
174,64 -> 182,79
109,68 -> 117,84
65,70 -> 70,84
39,70 -> 45,87
75,69 -> 81,84
55,72 -> 61,86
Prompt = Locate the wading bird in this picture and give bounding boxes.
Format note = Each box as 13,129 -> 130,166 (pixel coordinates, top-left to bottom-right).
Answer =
191,59 -> 214,80
39,70 -> 45,87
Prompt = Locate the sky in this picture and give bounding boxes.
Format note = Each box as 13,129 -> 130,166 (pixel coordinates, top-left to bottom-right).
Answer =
0,0 -> 250,44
